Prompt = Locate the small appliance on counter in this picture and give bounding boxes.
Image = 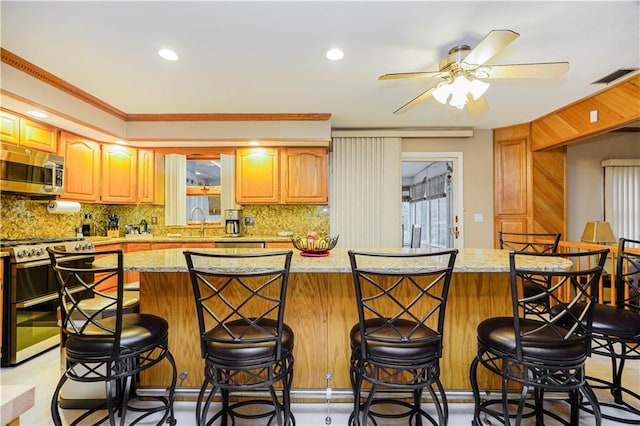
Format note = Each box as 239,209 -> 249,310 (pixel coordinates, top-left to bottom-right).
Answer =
224,209 -> 244,237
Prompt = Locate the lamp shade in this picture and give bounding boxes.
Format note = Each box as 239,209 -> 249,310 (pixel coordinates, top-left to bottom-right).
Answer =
580,221 -> 617,244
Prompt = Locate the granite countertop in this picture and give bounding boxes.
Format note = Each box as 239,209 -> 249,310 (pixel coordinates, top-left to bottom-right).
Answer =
97,247 -> 572,274
89,235 -> 294,244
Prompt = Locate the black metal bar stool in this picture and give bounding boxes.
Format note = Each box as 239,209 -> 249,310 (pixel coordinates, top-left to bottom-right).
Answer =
469,248 -> 609,426
183,249 -> 294,426
582,237 -> 640,423
348,249 -> 458,426
47,247 -> 177,426
499,231 -> 562,317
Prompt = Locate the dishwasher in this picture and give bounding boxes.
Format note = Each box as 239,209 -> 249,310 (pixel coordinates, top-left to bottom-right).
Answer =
215,241 -> 266,248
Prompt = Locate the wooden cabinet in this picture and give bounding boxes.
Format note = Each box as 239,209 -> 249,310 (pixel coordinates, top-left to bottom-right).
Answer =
0,110 -> 57,152
137,149 -> 155,204
1,110 -> 20,144
60,132 -> 101,202
101,144 -> 137,203
236,147 -> 328,204
281,148 -> 328,203
236,147 -> 280,203
493,123 -> 566,248
265,241 -> 294,248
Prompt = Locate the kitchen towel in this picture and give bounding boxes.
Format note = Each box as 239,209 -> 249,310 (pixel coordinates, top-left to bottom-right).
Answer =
47,200 -> 81,214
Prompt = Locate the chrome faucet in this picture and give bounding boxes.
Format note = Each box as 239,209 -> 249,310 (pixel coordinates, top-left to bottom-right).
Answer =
189,206 -> 205,237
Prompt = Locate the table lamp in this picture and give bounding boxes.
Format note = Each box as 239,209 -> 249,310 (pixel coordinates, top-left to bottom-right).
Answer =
580,221 -> 617,244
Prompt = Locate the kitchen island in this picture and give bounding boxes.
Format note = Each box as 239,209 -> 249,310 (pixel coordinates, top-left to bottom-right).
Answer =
108,247 -> 569,399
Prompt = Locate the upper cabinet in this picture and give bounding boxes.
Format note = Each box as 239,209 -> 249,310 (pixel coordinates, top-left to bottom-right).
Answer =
101,144 -> 137,203
137,148 -> 155,204
281,148 -> 328,203
1,110 -> 57,152
236,147 -> 280,204
235,147 -> 328,204
61,131 -> 157,204
61,132 -> 101,202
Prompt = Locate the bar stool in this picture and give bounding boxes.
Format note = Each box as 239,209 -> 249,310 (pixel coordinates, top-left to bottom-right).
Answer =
183,250 -> 294,426
499,231 -> 561,317
469,248 -> 609,426
583,237 -> 640,423
348,249 -> 458,426
47,247 -> 177,426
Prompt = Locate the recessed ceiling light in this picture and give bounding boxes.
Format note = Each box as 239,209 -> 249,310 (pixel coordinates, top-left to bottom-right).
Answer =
326,48 -> 344,61
27,110 -> 48,118
158,49 -> 178,61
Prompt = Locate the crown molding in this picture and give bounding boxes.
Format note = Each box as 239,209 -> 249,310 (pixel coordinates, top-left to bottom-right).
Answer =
1,48 -> 128,120
1,48 -> 331,124
126,113 -> 332,122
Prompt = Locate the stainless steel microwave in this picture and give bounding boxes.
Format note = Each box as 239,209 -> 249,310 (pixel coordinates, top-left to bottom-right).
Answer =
0,142 -> 64,196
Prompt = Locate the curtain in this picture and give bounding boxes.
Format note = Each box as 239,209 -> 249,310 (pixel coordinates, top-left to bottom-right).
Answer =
330,137 -> 402,248
164,154 -> 186,226
603,159 -> 640,241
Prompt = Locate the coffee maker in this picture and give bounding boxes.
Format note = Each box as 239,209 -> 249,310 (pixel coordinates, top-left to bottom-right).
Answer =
224,209 -> 244,237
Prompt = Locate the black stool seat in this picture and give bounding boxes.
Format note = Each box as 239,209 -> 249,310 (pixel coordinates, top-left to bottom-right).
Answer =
591,304 -> 640,339
350,318 -> 440,362
65,314 -> 169,356
205,319 -> 294,364
477,316 -> 589,362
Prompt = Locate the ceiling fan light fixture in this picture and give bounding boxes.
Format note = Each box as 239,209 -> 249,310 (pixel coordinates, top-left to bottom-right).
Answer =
469,79 -> 490,100
432,82 -> 451,104
449,90 -> 468,109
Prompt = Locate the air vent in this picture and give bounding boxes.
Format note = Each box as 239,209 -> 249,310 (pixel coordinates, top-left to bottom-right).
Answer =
591,68 -> 638,84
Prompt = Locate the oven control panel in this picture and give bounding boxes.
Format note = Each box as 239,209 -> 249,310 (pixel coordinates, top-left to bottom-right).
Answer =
11,240 -> 95,263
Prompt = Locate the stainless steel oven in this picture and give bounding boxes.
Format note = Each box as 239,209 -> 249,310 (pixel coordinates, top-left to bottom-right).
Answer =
1,238 -> 95,366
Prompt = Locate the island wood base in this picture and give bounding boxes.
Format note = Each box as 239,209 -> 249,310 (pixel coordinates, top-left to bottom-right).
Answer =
139,270 -> 512,398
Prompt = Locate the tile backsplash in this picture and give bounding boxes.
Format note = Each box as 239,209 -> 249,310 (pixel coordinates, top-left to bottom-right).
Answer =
0,193 -> 330,240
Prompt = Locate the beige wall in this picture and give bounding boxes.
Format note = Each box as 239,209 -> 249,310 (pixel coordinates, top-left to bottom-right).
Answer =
567,131 -> 640,241
403,129 -> 494,248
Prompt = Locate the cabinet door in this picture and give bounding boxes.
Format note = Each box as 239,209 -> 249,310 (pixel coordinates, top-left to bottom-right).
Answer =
61,132 -> 101,202
183,242 -> 214,249
235,147 -> 280,204
20,117 -> 57,152
0,110 -> 20,144
137,149 -> 155,204
282,148 -> 328,203
101,145 -> 137,203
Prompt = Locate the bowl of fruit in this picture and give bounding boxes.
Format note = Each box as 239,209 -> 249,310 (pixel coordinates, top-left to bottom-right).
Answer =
291,232 -> 339,257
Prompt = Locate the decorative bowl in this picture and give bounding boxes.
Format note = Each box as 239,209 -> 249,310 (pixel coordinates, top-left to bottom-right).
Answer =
291,235 -> 339,256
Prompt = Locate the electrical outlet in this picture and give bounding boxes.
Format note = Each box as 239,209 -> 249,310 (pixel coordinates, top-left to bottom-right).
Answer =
151,215 -> 158,225
590,110 -> 598,123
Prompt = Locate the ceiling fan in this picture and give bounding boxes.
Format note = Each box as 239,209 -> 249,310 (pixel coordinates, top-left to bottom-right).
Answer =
380,30 -> 569,114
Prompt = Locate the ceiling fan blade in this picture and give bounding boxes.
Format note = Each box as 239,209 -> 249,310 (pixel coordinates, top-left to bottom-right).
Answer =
485,62 -> 570,78
466,95 -> 489,114
462,30 -> 519,66
379,71 -> 446,80
393,85 -> 437,114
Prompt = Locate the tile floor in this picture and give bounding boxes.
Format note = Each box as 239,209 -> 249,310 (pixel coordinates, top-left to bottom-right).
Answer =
1,346 -> 638,425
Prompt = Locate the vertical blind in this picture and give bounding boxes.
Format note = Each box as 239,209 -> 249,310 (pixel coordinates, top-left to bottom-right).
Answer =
330,137 -> 402,248
603,159 -> 640,241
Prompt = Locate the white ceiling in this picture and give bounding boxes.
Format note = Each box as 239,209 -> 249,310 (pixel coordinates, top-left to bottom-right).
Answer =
1,1 -> 638,130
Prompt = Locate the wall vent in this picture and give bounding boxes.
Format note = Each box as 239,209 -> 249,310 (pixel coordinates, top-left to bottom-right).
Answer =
591,68 -> 638,84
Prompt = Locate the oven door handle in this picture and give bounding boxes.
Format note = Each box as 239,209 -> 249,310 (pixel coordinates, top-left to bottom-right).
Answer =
16,286 -> 87,308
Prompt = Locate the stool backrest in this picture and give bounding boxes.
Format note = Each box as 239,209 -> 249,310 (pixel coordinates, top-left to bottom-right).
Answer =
616,237 -> 640,313
499,231 -> 561,253
47,247 -> 125,356
348,249 -> 458,358
183,250 -> 293,360
509,248 -> 609,360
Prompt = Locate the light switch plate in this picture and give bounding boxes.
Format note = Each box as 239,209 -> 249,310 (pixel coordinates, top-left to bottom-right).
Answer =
590,110 -> 598,123
474,213 -> 484,223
